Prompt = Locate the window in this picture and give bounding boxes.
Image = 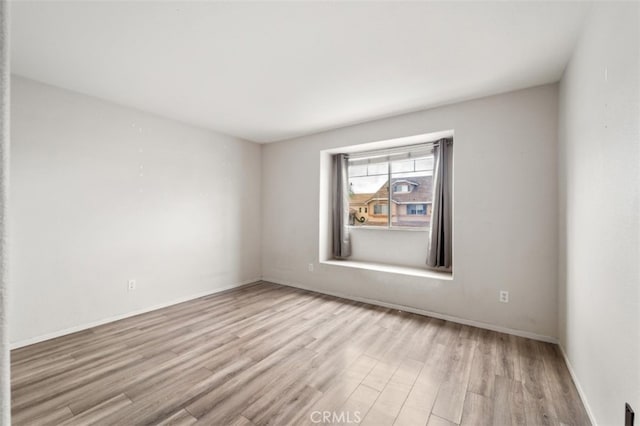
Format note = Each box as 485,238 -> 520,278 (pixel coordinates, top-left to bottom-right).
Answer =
407,204 -> 427,215
326,135 -> 453,271
373,204 -> 389,215
348,143 -> 434,229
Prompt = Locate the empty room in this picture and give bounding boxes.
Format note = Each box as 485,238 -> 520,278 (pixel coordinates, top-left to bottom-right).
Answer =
0,1 -> 638,425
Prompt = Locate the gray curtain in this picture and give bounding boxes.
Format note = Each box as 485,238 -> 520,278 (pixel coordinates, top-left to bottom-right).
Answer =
0,0 -> 10,422
332,154 -> 351,258
427,139 -> 452,269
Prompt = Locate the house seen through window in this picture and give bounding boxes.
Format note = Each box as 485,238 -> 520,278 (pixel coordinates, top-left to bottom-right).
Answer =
348,143 -> 434,229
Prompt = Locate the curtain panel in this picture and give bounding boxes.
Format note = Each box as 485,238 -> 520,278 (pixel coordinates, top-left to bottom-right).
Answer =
427,138 -> 453,269
332,153 -> 351,258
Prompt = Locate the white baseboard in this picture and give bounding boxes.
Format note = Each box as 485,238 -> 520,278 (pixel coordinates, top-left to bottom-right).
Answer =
263,276 -> 558,344
559,344 -> 597,426
10,278 -> 262,350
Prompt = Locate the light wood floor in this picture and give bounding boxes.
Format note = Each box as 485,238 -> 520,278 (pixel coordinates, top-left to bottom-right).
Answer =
11,281 -> 590,426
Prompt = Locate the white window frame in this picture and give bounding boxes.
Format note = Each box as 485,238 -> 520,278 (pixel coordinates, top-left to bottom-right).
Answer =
347,142 -> 434,231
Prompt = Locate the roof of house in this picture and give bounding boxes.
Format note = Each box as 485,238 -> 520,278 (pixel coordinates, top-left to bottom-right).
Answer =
349,193 -> 372,205
391,179 -> 420,187
349,175 -> 433,205
390,176 -> 433,204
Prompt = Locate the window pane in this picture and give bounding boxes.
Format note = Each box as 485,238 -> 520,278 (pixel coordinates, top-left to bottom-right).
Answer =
348,153 -> 434,229
367,162 -> 388,176
390,155 -> 434,228
414,157 -> 434,172
391,159 -> 414,173
390,156 -> 434,173
349,164 -> 368,177
348,161 -> 389,227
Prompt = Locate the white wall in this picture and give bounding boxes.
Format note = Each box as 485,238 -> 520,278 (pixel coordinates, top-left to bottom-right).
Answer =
9,76 -> 262,345
0,1 -> 11,422
558,3 -> 640,425
263,84 -> 560,339
348,228 -> 429,268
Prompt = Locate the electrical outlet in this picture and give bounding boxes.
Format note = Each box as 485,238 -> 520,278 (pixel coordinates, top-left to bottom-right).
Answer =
626,403 -> 635,426
128,279 -> 136,291
499,290 -> 509,303
308,263 -> 314,272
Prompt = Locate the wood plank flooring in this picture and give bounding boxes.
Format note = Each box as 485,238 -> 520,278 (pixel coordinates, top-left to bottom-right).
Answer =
11,281 -> 590,425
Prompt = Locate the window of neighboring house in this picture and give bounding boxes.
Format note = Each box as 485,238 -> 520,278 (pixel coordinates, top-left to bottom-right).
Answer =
348,142 -> 434,229
373,204 -> 389,215
407,204 -> 427,215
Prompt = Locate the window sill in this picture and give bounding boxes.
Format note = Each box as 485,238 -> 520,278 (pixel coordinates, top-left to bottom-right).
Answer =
320,259 -> 453,280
